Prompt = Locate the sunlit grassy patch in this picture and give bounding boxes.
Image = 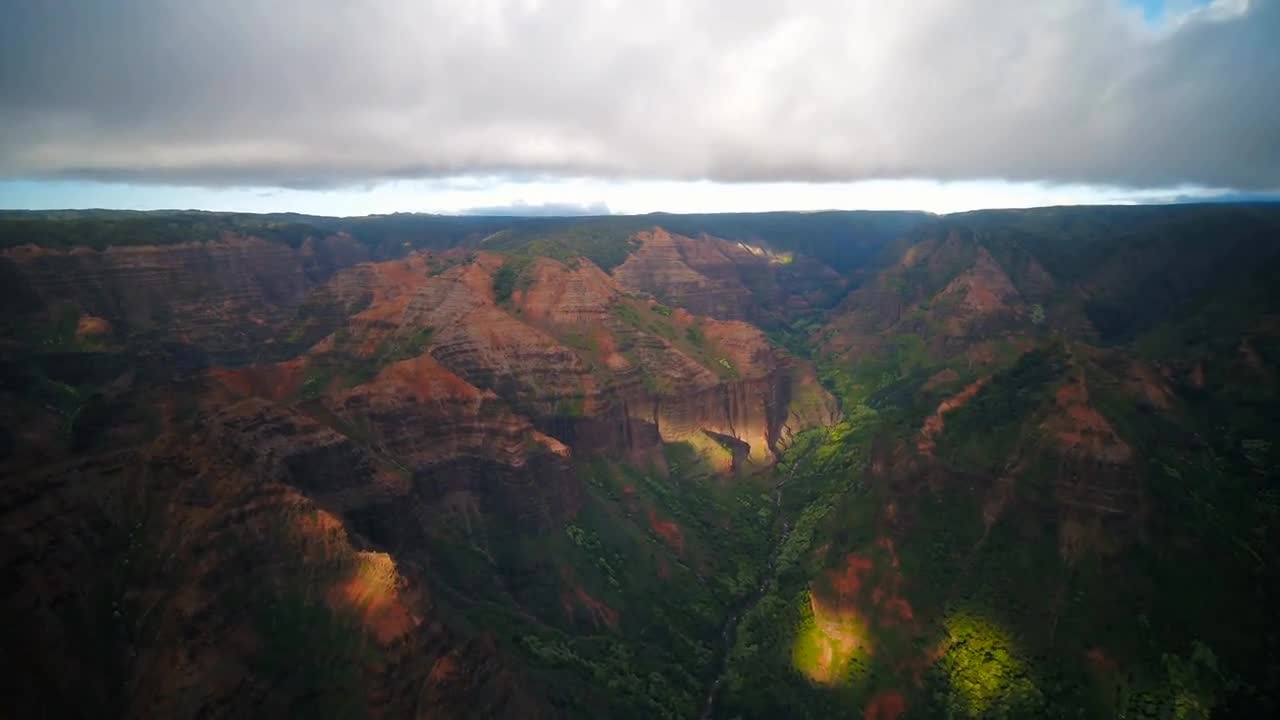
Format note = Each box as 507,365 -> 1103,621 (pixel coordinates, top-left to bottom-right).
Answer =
680,430 -> 736,473
936,610 -> 1042,717
792,591 -> 873,686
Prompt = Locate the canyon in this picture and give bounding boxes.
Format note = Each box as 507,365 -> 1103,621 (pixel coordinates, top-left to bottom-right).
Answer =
2,205 -> 1278,719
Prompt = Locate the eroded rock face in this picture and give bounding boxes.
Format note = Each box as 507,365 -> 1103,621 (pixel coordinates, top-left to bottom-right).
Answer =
613,227 -> 845,321
614,228 -> 757,320
1,227 -> 839,718
303,250 -> 834,467
6,230 -> 833,475
819,224 -> 1159,569
3,234 -> 368,365
330,355 -> 577,529
0,414 -> 550,720
824,231 -> 1036,364
336,356 -> 558,465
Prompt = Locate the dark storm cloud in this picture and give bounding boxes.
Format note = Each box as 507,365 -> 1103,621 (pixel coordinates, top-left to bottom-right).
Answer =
1,0 -> 1278,189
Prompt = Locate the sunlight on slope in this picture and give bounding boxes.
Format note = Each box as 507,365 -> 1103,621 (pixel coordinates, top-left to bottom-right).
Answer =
792,590 -> 873,685
937,610 -> 1040,716
328,550 -> 419,644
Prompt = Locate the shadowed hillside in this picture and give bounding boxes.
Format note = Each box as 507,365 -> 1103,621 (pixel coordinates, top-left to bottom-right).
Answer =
2,205 -> 1277,719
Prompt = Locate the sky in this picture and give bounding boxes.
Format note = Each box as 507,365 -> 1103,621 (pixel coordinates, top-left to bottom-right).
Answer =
1,0 -> 1277,216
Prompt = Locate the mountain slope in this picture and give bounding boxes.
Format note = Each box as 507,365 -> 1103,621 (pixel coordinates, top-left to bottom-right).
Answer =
2,205 -> 1277,719
720,205 -> 1280,719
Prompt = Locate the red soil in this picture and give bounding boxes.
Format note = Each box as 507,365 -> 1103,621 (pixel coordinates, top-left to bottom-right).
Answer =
426,654 -> 461,685
829,554 -> 875,600
917,377 -> 989,455
327,574 -> 418,645
1048,379 -> 1132,463
560,585 -> 620,630
648,510 -> 685,555
351,255 -> 432,329
210,357 -> 308,402
375,355 -> 484,402
921,368 -> 960,392
75,315 -> 112,339
864,689 -> 907,720
1127,361 -> 1173,410
819,538 -> 915,627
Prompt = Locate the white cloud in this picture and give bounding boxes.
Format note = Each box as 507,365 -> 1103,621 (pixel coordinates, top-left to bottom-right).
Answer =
419,178 -> 1230,215
1,0 -> 1276,189
0,177 -> 1235,216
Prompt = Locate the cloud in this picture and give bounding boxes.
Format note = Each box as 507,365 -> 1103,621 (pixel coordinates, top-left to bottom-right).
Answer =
1158,189 -> 1280,203
1,0 -> 1277,189
456,200 -> 610,216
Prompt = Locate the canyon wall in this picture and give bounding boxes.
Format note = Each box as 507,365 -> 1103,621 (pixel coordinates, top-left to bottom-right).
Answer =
0,229 -> 838,717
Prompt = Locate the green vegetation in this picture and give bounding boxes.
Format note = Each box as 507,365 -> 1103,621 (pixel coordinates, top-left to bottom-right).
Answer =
409,443 -> 779,719
716,300 -> 1277,719
935,345 -> 1066,471
377,326 -> 435,363
493,254 -> 536,304
919,611 -> 1044,717
0,208 -> 936,275
953,204 -> 1280,344
478,218 -> 644,271
5,205 -> 1280,719
0,210 -> 326,250
2,300 -> 97,351
656,210 -> 930,273
552,393 -> 588,418
297,364 -> 335,402
0,341 -> 160,452
254,594 -> 373,719
1030,303 -> 1046,325
45,303 -> 83,349
609,299 -> 739,381
717,383 -> 887,717
427,252 -> 477,276
294,325 -> 435,401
